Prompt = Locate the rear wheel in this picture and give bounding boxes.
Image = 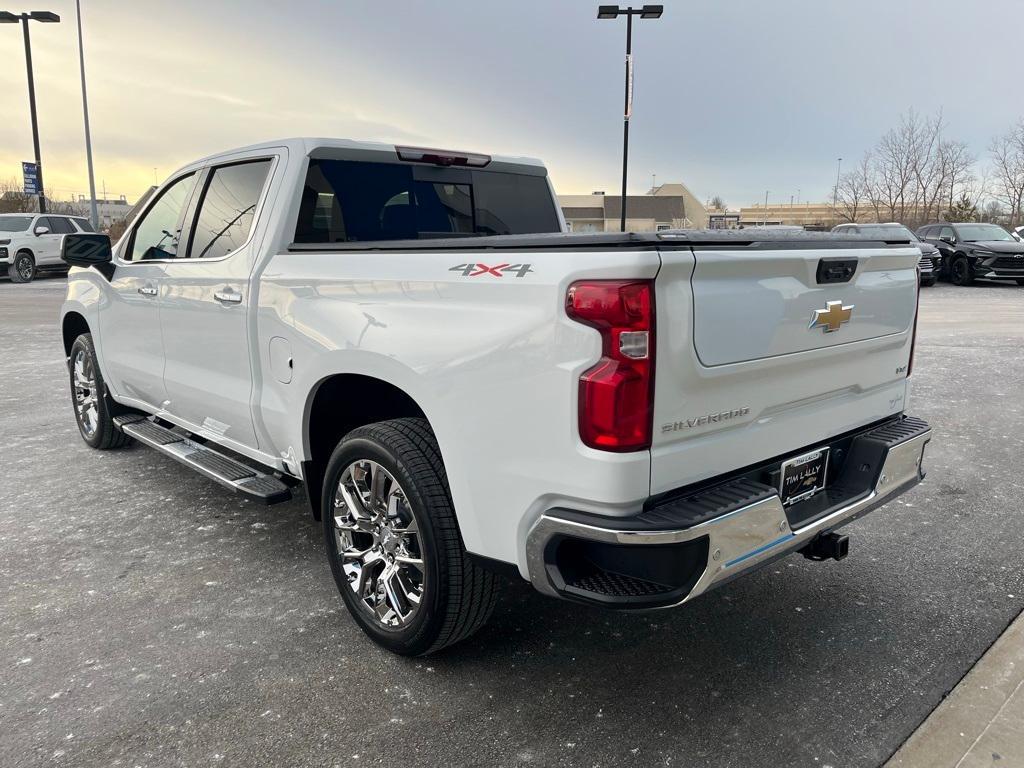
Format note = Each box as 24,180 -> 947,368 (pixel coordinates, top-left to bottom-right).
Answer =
9,251 -> 35,283
68,334 -> 132,450
951,255 -> 974,286
322,418 -> 499,655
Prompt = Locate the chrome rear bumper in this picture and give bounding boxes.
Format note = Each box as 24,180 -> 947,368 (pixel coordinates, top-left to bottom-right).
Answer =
526,417 -> 931,608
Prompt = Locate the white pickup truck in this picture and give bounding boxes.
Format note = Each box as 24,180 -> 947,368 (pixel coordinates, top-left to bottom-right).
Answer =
60,138 -> 931,655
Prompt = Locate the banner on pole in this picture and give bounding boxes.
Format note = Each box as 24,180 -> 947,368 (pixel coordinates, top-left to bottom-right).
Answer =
624,54 -> 634,119
22,162 -> 40,195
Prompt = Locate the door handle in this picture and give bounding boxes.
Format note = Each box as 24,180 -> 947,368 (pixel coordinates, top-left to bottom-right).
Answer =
138,286 -> 157,297
214,288 -> 243,305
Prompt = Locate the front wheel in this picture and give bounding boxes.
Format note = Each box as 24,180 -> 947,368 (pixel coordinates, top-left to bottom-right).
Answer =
68,334 -> 132,449
9,251 -> 35,283
322,418 -> 499,655
951,255 -> 974,286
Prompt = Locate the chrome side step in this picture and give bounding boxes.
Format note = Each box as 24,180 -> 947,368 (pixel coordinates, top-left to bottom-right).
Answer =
113,415 -> 292,505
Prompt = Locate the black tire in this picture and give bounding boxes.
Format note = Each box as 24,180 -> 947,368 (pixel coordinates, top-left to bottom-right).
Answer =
9,251 -> 35,283
920,274 -> 937,287
68,333 -> 132,450
322,418 -> 499,655
951,255 -> 974,286
1016,279 -> 1024,286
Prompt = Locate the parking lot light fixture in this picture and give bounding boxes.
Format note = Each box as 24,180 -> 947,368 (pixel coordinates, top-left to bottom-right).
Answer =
597,4 -> 665,232
1,9 -> 61,214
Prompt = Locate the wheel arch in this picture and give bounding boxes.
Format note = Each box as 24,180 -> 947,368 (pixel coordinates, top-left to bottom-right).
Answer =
62,311 -> 91,358
302,373 -> 430,521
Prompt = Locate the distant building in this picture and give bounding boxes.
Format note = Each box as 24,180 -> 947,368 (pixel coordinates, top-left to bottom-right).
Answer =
739,202 -> 861,230
559,182 -> 709,233
707,210 -> 741,229
71,194 -> 133,229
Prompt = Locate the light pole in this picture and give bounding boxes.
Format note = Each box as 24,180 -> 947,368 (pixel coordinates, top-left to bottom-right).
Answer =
597,5 -> 663,232
832,157 -> 842,222
74,0 -> 98,230
0,10 -> 60,214
763,190 -> 769,225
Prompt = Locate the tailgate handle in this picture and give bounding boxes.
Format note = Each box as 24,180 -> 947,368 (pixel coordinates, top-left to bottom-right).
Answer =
816,259 -> 857,284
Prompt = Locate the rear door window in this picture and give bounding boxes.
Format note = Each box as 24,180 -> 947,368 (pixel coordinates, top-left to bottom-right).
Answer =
187,159 -> 272,259
294,159 -> 559,243
47,217 -> 75,235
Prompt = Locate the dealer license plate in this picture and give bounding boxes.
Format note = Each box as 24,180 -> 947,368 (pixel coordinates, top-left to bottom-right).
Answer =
779,447 -> 830,506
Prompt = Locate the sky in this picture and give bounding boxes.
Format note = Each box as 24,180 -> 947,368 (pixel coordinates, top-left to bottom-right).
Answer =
0,0 -> 1021,209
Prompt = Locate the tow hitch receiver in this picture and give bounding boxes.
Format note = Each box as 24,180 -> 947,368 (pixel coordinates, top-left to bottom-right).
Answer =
800,532 -> 849,562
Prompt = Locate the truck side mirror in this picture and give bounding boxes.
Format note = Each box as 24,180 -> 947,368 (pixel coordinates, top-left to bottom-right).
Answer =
939,235 -> 954,244
34,226 -> 49,236
62,233 -> 112,268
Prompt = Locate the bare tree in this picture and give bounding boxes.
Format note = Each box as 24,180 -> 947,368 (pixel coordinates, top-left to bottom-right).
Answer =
874,111 -> 920,223
709,195 -> 727,211
989,121 -> 1024,227
836,160 -> 872,222
0,178 -> 38,213
846,109 -> 977,228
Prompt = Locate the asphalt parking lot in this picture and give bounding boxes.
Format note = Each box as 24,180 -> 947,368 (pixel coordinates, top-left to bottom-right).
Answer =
1,274 -> 1023,768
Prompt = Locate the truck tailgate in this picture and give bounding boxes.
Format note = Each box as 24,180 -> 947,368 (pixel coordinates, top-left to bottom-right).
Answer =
691,247 -> 917,366
650,241 -> 920,496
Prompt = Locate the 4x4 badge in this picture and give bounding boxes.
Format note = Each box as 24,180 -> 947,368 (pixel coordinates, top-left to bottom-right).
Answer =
809,300 -> 854,333
449,263 -> 533,278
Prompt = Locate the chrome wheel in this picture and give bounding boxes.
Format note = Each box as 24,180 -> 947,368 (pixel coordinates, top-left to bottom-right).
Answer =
332,459 -> 425,628
15,255 -> 33,281
72,348 -> 99,438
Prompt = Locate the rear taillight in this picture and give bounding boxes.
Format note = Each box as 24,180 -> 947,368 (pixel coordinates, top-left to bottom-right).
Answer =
907,272 -> 920,377
566,280 -> 655,451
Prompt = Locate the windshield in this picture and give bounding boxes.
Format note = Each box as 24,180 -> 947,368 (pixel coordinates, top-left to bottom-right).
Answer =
858,225 -> 916,240
957,224 -> 1013,241
0,216 -> 32,232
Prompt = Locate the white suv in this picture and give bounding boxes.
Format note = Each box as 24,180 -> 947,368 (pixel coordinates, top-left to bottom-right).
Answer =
1,213 -> 95,283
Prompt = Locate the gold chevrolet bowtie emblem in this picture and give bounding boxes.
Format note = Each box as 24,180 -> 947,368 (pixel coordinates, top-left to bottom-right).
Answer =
809,300 -> 854,333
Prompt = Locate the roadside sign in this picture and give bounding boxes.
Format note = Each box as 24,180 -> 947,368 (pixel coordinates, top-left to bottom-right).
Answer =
22,161 -> 40,195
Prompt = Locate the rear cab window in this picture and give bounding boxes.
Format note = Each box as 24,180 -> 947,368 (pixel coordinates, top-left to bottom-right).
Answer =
294,158 -> 560,243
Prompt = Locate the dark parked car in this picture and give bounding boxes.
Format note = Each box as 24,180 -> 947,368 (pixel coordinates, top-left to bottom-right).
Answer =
917,222 -> 1024,286
831,222 -> 940,286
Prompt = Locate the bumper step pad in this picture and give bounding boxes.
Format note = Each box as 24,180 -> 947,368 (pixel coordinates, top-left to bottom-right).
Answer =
113,415 -> 292,505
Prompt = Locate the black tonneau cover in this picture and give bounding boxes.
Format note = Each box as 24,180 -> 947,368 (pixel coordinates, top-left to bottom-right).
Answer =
287,229 -> 915,253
